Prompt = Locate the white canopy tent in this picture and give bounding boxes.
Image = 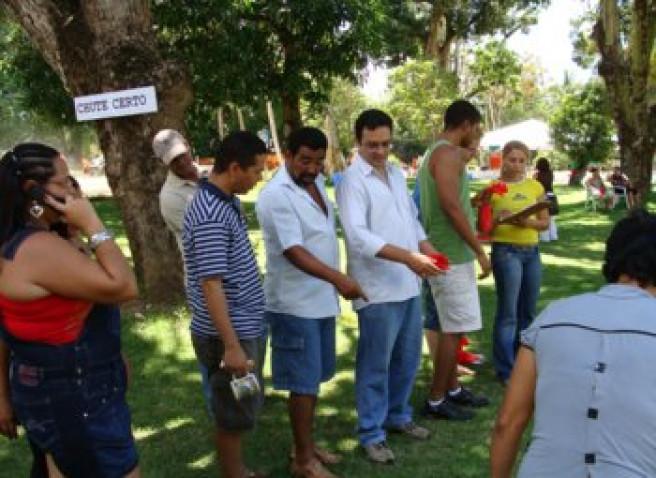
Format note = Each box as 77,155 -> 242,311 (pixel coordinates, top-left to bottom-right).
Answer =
481,119 -> 552,151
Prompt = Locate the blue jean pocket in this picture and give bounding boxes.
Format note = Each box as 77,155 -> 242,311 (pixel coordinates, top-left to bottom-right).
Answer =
86,394 -> 134,448
83,365 -> 126,421
11,391 -> 59,451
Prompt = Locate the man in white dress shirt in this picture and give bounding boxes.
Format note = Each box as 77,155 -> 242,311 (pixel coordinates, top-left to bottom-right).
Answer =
257,127 -> 366,478
336,110 -> 443,464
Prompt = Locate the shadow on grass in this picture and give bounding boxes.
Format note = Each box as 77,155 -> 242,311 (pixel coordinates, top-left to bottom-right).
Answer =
3,186 -> 653,477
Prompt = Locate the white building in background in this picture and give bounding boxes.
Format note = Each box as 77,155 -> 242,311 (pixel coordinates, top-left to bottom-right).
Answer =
481,119 -> 552,151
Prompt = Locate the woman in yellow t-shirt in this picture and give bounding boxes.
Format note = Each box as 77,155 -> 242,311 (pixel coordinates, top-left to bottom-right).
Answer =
489,140 -> 549,384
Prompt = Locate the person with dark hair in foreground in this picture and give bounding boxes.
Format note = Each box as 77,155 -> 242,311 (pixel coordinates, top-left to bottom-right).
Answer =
257,127 -> 366,478
491,209 -> 656,477
183,131 -> 267,478
0,143 -> 139,477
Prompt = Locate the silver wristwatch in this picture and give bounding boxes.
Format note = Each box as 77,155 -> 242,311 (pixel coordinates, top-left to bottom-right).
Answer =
88,229 -> 114,251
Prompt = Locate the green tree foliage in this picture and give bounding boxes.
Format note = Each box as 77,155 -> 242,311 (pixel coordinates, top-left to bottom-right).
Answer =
502,58 -> 558,124
466,40 -> 521,129
396,0 -> 550,68
303,77 -> 368,153
591,0 -> 656,204
0,19 -> 94,157
570,8 -> 598,69
386,59 -> 458,145
153,0 -> 396,134
551,81 -> 614,170
571,3 -> 633,70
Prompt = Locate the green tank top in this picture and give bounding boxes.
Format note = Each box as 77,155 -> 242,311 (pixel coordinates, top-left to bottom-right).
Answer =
417,139 -> 475,265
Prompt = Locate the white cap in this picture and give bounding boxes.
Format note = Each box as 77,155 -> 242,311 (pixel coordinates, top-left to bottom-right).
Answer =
152,129 -> 189,166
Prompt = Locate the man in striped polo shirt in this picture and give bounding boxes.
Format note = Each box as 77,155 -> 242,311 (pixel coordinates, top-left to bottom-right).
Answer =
183,131 -> 267,478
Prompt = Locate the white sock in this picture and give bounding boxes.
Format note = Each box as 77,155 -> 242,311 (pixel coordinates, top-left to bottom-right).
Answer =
428,397 -> 445,407
448,387 -> 462,397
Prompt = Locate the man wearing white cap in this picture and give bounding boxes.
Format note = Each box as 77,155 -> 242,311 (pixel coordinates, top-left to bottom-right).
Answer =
152,129 -> 211,413
153,128 -> 200,251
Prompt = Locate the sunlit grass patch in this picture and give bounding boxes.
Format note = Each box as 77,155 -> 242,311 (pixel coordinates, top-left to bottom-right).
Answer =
2,185 -> 652,477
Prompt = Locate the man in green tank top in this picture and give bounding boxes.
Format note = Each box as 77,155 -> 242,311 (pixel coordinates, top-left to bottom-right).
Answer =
418,100 -> 491,421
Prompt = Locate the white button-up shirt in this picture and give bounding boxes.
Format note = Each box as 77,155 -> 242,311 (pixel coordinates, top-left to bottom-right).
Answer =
256,167 -> 340,318
336,154 -> 427,310
160,171 -> 198,253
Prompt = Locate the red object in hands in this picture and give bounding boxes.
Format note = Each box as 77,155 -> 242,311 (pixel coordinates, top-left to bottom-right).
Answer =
477,181 -> 508,240
477,203 -> 494,239
428,252 -> 450,271
488,182 -> 508,195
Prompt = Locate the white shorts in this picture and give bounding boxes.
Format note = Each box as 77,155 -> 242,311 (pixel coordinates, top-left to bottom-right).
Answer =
428,261 -> 482,333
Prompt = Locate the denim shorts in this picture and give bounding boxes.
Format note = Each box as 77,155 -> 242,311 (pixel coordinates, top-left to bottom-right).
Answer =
191,334 -> 265,431
421,280 -> 441,331
11,358 -> 138,478
267,312 -> 336,395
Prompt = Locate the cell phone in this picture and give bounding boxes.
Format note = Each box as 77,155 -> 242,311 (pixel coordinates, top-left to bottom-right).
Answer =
27,185 -> 65,205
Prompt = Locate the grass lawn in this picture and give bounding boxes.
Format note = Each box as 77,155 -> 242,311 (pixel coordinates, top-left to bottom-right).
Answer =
0,184 -> 650,477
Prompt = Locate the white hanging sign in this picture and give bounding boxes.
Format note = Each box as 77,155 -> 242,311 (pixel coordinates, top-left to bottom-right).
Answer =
74,86 -> 158,121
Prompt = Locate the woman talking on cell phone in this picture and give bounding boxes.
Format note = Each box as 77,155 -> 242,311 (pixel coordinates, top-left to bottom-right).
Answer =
487,141 -> 549,385
0,143 -> 140,477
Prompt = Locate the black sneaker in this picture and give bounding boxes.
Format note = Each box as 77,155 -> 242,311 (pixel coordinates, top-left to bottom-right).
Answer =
423,399 -> 474,421
447,387 -> 490,408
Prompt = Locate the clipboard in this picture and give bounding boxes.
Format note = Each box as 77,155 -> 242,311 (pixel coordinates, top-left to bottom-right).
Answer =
497,201 -> 551,225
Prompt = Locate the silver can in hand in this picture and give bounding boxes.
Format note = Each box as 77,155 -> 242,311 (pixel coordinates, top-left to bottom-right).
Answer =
230,372 -> 260,401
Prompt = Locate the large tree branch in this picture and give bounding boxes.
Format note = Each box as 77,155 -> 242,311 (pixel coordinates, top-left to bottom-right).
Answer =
3,1 -> 67,86
592,2 -> 628,108
628,0 -> 656,101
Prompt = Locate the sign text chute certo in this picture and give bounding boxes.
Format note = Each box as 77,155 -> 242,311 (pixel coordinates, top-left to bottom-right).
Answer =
74,86 -> 158,121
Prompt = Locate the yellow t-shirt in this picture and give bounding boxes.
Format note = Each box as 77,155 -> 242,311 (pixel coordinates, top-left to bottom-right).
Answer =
490,178 -> 545,245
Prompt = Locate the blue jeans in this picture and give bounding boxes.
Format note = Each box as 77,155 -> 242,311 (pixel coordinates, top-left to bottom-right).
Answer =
492,243 -> 542,381
356,297 -> 422,446
6,305 -> 138,478
198,362 -> 213,418
421,280 -> 441,331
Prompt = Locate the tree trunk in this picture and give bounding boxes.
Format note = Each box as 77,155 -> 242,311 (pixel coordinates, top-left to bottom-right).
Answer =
435,42 -> 452,71
424,5 -> 450,70
593,0 -> 656,206
323,110 -> 345,176
4,0 -> 193,302
616,146 -> 653,207
281,91 -> 302,138
266,100 -> 283,164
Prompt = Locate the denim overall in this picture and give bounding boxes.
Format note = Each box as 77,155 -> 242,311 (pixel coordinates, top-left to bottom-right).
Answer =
1,228 -> 138,477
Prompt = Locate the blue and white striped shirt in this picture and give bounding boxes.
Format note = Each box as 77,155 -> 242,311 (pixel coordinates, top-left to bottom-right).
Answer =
183,180 -> 265,339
